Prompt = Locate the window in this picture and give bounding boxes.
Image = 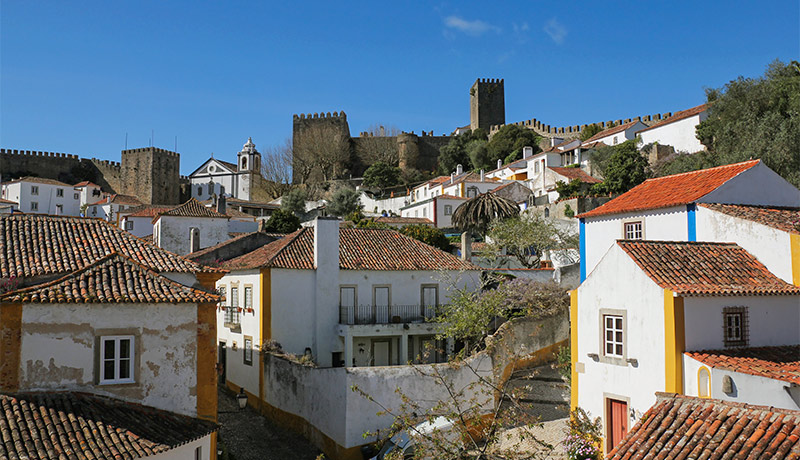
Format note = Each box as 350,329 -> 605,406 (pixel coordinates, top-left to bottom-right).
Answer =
195,446 -> 202,460
613,136 -> 618,145
241,157 -> 247,170
534,162 -> 540,173
544,208 -> 550,218
339,286 -> 356,324
92,189 -> 101,196
73,192 -> 79,200
423,207 -> 427,217
125,220 -> 133,230
218,286 -> 227,306
226,287 -> 240,325
198,185 -> 203,196
100,335 -> 135,384
624,221 -> 643,240
56,204 -> 63,215
466,186 -> 478,198
91,207 -> 97,216
31,185 -> 39,195
244,286 -> 252,311
30,202 -> 38,211
698,367 -> 711,398
56,188 -> 64,197
373,285 -> 391,323
243,336 -> 253,366
444,205 -> 453,216
603,315 -> 624,358
421,285 -> 438,319
723,307 -> 748,347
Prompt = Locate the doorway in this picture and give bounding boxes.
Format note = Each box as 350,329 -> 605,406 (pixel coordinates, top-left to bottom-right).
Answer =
372,340 -> 391,366
218,342 -> 227,385
606,398 -> 628,452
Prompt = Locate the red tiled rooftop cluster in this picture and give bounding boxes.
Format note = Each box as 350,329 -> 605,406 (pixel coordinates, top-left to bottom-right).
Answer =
154,198 -> 229,222
582,120 -> 642,143
700,203 -> 800,235
617,240 -> 800,295
548,166 -> 602,184
685,345 -> 800,385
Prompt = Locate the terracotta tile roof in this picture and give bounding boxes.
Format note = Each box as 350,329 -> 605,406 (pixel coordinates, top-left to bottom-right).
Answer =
222,227 -> 480,271
686,345 -> 800,385
0,392 -> 217,460
217,159 -> 238,171
617,240 -> 800,296
89,194 -> 142,206
608,393 -> 800,459
224,207 -> 254,219
578,160 -> 761,218
699,203 -> 800,235
583,120 -> 642,143
548,167 -> 602,184
2,253 -> 218,304
72,181 -> 100,188
437,194 -> 469,200
0,214 -> 217,278
154,198 -> 229,222
375,216 -> 434,225
638,103 -> 710,133
186,231 -> 285,260
123,204 -> 176,218
3,176 -> 73,187
0,198 -> 17,205
425,176 -> 451,187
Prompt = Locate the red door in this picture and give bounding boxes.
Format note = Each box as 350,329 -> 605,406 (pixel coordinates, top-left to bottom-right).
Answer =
608,399 -> 628,451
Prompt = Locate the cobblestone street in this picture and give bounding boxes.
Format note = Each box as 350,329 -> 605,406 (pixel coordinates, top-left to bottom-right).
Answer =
217,387 -> 322,460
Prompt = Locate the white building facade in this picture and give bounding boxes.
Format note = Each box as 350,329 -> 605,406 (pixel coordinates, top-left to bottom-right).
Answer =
189,137 -> 262,202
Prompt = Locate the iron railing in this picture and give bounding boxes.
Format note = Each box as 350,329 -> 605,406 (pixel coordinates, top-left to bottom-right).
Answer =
339,304 -> 441,325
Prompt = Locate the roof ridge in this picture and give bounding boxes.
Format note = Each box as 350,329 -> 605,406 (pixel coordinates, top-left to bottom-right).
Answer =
643,159 -> 760,182
263,227 -> 308,268
654,392 -> 800,416
617,239 -> 738,246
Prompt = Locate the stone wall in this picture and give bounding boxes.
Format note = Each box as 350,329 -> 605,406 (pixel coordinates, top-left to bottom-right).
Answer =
470,78 -> 505,132
121,147 -> 181,205
0,149 -> 124,193
490,112 -> 677,139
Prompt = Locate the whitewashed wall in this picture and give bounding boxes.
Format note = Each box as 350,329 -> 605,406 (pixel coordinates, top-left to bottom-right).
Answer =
216,270 -> 262,396
1,181 -> 81,216
121,215 -> 156,238
359,191 -> 410,215
155,215 -> 229,255
20,302 -> 198,416
697,206 -> 794,284
699,162 -> 800,208
149,435 -> 213,460
638,113 -> 707,153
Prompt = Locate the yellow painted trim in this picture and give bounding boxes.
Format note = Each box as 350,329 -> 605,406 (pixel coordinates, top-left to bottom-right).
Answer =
259,268 -> 271,409
663,290 -> 685,394
569,289 -> 578,411
790,233 -> 800,286
210,432 -> 218,460
697,366 -> 711,399
196,303 -> 218,422
0,302 -> 22,392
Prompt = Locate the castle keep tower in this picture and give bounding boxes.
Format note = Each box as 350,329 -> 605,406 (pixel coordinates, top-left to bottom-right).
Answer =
121,147 -> 180,205
470,78 -> 505,133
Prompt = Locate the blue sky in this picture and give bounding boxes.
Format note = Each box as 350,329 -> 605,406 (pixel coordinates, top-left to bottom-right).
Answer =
2,1 -> 798,175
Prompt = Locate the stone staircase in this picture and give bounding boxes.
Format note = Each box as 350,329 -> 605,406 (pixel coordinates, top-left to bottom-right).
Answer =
502,364 -> 570,422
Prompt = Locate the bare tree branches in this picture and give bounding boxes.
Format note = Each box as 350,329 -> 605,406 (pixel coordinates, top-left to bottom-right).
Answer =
293,124 -> 351,183
260,138 -> 294,198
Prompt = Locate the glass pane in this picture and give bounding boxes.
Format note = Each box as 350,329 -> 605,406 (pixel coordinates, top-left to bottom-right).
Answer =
606,331 -> 613,341
615,318 -> 622,329
616,344 -> 623,355
616,331 -> 622,342
606,317 -> 613,328
375,288 -> 389,307
606,344 -> 613,354
120,339 -> 130,359
104,360 -> 115,380
119,359 -> 130,379
104,340 -> 115,360
340,288 -> 355,307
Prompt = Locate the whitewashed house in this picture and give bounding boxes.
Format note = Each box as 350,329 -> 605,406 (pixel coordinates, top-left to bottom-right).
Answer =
582,120 -> 648,147
400,194 -> 468,228
153,198 -> 230,255
571,240 -> 800,453
73,180 -> 105,207
1,176 -> 81,216
0,198 -> 18,214
87,193 -> 142,225
0,214 -> 225,459
189,137 -> 262,201
637,103 -> 709,153
119,204 -> 176,238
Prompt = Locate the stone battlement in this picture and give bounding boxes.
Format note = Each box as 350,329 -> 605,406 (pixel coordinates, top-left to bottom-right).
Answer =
490,111 -> 676,137
90,158 -> 121,169
293,111 -> 347,120
1,149 -> 80,160
121,147 -> 179,157
476,78 -> 503,84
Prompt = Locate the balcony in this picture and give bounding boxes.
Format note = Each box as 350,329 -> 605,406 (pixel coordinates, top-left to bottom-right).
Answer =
339,304 -> 441,325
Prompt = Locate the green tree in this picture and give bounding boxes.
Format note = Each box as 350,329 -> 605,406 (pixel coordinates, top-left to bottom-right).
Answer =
466,139 -> 490,170
579,123 -> 605,141
486,124 -> 541,167
437,129 -> 488,174
682,59 -> 800,186
398,224 -> 452,252
485,214 -> 579,269
281,188 -> 307,216
362,161 -> 401,189
327,187 -> 363,217
451,192 -> 519,236
588,144 -> 615,178
596,139 -> 649,194
262,209 -> 301,233
554,179 -> 584,199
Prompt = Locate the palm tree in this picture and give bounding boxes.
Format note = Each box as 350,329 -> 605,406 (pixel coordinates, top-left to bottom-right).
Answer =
451,192 -> 519,236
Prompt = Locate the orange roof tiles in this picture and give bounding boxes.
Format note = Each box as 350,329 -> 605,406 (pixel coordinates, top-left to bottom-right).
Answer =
578,160 -> 761,218
700,203 -> 800,235
222,227 -> 480,271
375,216 -> 434,225
154,198 -> 229,222
0,392 -> 217,460
686,346 -> 800,385
548,167 -> 602,184
124,204 -> 177,217
89,194 -> 142,206
1,253 -> 219,304
638,103 -> 709,133
608,393 -> 800,459
0,214 -> 216,278
618,240 -> 800,295
583,120 -> 642,143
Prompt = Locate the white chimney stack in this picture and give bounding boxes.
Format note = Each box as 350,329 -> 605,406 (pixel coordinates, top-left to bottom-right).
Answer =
313,217 -> 340,270
480,169 -> 485,181
456,164 -> 463,175
523,146 -> 533,159
497,159 -> 502,169
312,216 -> 340,367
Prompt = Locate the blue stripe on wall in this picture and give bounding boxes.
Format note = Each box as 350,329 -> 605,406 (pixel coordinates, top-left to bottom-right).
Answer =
580,218 -> 586,282
687,203 -> 697,241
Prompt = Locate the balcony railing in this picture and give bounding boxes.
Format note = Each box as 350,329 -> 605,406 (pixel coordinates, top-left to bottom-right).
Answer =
339,304 -> 442,325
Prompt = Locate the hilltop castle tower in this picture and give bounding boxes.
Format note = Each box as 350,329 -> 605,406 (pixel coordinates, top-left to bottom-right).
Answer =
121,147 -> 180,205
470,78 -> 505,133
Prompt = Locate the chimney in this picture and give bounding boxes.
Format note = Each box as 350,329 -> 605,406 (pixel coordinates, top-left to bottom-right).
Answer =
450,173 -> 454,184
313,217 -> 340,271
550,137 -> 563,148
216,195 -> 226,214
312,217 -> 340,367
480,169 -> 485,181
523,146 -> 533,159
497,159 -> 502,169
456,164 -> 463,175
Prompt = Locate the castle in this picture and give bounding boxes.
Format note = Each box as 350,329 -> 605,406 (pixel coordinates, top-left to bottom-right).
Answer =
0,146 -> 182,205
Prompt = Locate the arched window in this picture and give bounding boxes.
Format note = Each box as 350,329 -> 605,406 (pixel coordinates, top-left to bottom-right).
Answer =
197,185 -> 203,196
241,157 -> 247,170
190,228 -> 200,253
698,367 -> 711,398
544,208 -> 550,218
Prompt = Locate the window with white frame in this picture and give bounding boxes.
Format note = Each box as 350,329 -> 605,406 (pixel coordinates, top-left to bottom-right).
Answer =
723,306 -> 748,347
226,287 -> 240,325
534,162 -> 540,173
74,192 -> 80,200
218,286 -> 226,307
100,335 -> 135,384
31,185 -> 39,195
467,186 -> 478,198
243,336 -> 253,366
444,205 -> 453,216
603,315 -> 624,358
423,207 -> 427,217
244,286 -> 252,311
30,202 -> 38,211
56,188 -> 64,197
195,446 -> 202,460
125,220 -> 133,230
56,204 -> 63,215
624,221 -> 643,240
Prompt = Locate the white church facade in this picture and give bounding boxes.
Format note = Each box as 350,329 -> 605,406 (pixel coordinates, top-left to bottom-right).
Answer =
189,137 -> 262,201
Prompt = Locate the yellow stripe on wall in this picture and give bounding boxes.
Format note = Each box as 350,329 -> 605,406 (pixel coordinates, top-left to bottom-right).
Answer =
663,290 -> 685,394
569,289 -> 578,411
790,233 -> 800,286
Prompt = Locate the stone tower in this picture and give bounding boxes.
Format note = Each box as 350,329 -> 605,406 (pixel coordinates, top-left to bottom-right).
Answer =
237,137 -> 261,172
291,111 -> 352,183
470,78 -> 505,133
121,147 -> 180,205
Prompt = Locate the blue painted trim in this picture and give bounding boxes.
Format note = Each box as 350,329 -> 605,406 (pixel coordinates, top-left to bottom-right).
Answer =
579,218 -> 586,282
687,203 -> 697,241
